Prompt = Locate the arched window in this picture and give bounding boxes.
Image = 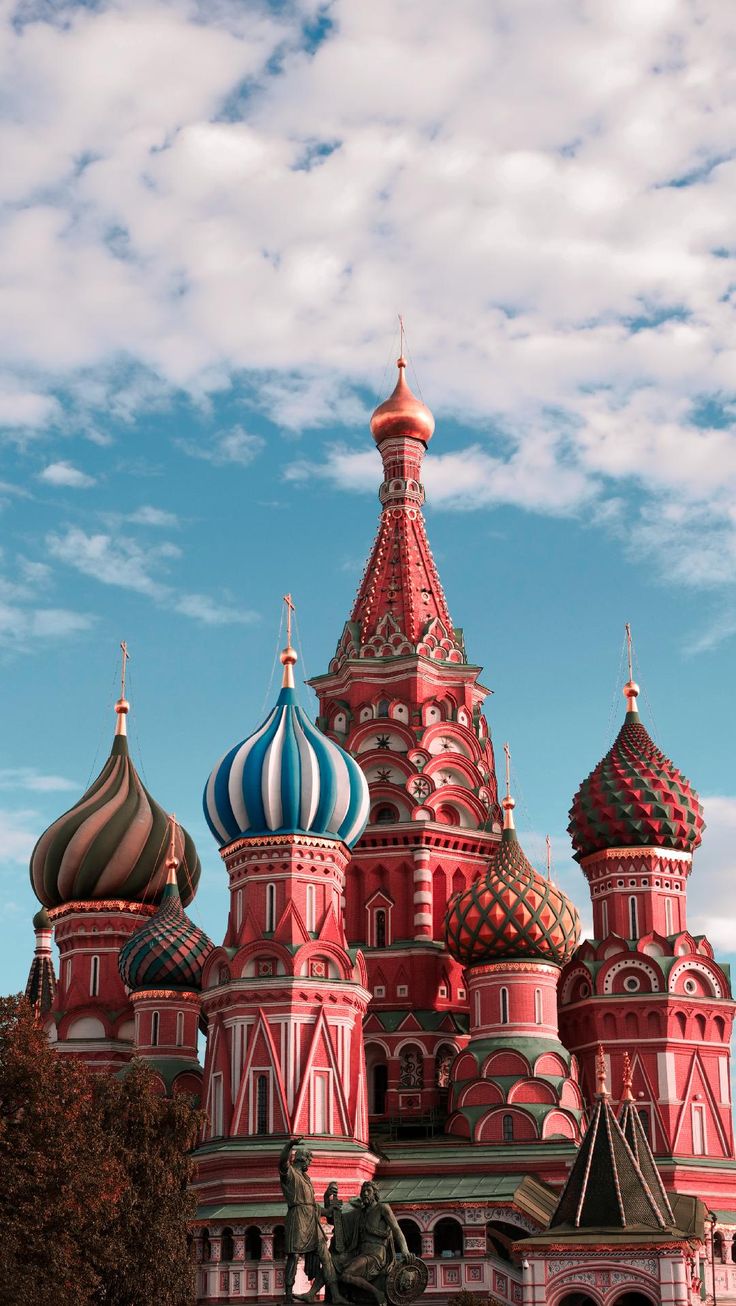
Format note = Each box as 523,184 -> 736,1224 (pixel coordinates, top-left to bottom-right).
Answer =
375,909 -> 387,948
245,1227 -> 262,1261
500,987 -> 509,1024
221,1228 -> 235,1262
664,897 -> 673,934
675,1011 -> 687,1038
731,1232 -> 736,1264
637,1108 -> 650,1140
201,1229 -> 211,1262
399,1046 -> 424,1090
151,1011 -> 159,1047
377,699 -> 389,718
256,1074 -> 269,1135
273,1226 -> 286,1260
266,884 -> 276,932
398,1220 -> 422,1256
502,1114 -> 513,1143
435,1044 -> 455,1090
176,1011 -> 184,1047
534,989 -> 543,1025
90,955 -> 100,998
374,804 -> 398,824
601,898 -> 609,936
372,1063 -> 388,1114
713,1230 -> 724,1262
433,1217 -> 463,1258
629,896 -> 638,939
306,884 -> 316,933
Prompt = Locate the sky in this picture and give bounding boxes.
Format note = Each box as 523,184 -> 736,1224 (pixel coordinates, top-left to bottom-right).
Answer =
1,0 -> 736,995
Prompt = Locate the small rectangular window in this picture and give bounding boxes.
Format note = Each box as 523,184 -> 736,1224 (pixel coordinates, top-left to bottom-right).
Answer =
374,985 -> 386,998
458,988 -> 466,1000
211,1073 -> 224,1138
692,1104 -> 706,1155
266,884 -> 276,933
397,984 -> 408,997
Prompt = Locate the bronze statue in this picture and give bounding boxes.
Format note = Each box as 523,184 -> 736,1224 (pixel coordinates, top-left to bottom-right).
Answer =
323,1180 -> 428,1306
278,1136 -> 347,1304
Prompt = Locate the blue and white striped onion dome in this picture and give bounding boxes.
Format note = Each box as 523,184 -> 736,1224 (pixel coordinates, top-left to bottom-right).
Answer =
203,664 -> 370,850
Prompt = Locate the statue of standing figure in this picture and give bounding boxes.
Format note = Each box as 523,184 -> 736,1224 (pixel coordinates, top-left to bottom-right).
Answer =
278,1136 -> 347,1304
278,1140 -> 427,1305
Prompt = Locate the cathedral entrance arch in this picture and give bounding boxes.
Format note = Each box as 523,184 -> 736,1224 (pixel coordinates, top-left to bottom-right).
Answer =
557,1295 -> 598,1306
610,1295 -> 655,1305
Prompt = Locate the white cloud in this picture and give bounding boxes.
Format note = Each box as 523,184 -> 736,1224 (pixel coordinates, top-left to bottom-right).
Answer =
687,796 -> 736,956
178,425 -> 265,466
39,460 -> 96,488
46,527 -> 175,597
1,0 -> 736,621
47,525 -> 258,626
0,808 -> 41,864
0,768 -> 77,793
174,593 -> 258,625
0,600 -> 94,648
127,505 -> 180,527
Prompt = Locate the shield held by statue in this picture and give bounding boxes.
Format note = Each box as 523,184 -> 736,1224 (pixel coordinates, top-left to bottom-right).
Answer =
384,1255 -> 429,1306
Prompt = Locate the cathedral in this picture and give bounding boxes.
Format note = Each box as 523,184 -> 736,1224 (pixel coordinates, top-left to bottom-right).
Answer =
24,354 -> 736,1306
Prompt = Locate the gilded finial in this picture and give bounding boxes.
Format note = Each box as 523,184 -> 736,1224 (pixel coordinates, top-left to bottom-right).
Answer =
115,640 -> 130,736
502,741 -> 515,831
280,593 -> 298,689
165,813 -> 179,884
595,1043 -> 609,1098
623,623 -> 639,715
621,1051 -> 634,1102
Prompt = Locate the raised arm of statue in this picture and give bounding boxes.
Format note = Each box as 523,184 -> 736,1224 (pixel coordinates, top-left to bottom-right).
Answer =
279,1135 -> 303,1176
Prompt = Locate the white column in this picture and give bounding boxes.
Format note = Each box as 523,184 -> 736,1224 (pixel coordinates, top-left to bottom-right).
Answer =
413,849 -> 433,939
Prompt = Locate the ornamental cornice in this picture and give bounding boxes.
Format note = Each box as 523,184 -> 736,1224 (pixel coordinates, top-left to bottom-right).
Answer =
220,832 -> 347,859
468,961 -> 560,977
130,989 -> 200,1003
580,846 -> 693,868
48,900 -> 157,921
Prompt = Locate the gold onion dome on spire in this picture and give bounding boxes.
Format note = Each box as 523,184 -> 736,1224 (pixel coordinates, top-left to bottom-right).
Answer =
445,745 -> 581,967
370,356 -> 435,447
29,650 -> 201,909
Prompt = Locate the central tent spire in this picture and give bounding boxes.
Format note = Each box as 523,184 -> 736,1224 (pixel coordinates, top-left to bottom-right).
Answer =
341,347 -> 463,663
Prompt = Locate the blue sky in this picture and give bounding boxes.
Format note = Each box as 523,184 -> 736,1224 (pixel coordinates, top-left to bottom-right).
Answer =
2,0 -> 736,995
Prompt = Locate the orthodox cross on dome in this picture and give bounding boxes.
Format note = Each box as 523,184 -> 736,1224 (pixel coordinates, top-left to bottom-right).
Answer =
165,813 -> 179,883
280,593 -> 298,689
595,1043 -> 609,1098
398,312 -> 406,359
502,741 -> 515,831
624,621 -> 640,713
545,834 -> 552,882
115,639 -> 130,736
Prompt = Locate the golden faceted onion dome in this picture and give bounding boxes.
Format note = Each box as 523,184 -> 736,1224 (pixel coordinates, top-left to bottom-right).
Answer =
370,357 -> 435,446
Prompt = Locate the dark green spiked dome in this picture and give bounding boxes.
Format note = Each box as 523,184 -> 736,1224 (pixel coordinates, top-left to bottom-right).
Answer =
568,679 -> 705,861
30,695 -> 200,909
